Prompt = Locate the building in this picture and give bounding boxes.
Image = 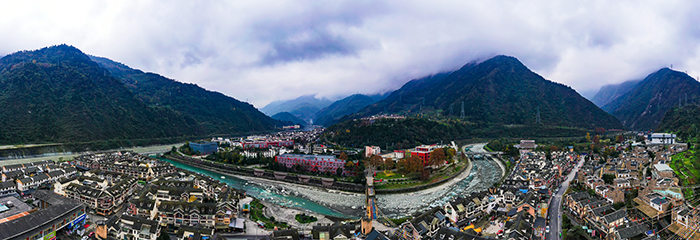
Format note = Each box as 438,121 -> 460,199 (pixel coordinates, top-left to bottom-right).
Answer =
241,140 -> 294,149
275,154 -> 348,175
412,145 -> 439,165
648,133 -> 676,144
652,164 -> 675,179
114,215 -> 161,240
365,146 -> 381,157
0,190 -> 87,240
189,141 -> 218,155
516,140 -> 536,155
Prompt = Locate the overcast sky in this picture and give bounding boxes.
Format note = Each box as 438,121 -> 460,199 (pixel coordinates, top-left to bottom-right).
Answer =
2,1 -> 700,107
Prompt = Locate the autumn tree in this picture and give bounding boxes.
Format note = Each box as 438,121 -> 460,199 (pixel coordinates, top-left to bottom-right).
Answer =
444,147 -> 456,163
420,169 -> 430,181
429,148 -> 446,167
593,135 -> 600,144
383,158 -> 395,170
365,155 -> 384,169
339,152 -> 348,160
344,160 -> 355,172
399,155 -> 423,173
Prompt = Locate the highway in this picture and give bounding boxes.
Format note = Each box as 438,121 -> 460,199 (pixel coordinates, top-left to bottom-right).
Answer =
545,158 -> 584,240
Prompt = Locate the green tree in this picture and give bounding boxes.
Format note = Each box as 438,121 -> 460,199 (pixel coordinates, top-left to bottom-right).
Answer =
602,174 -> 616,185
157,228 -> 171,240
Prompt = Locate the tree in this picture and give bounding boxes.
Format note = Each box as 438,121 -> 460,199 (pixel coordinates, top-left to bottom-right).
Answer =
400,155 -> 423,173
586,132 -> 591,142
339,152 -> 348,160
602,174 -> 616,184
444,148 -> 456,162
420,169 -> 430,181
345,160 -> 355,169
336,167 -> 344,176
592,135 -> 600,144
365,155 -> 384,169
429,148 -> 446,167
157,228 -> 171,240
383,158 -> 395,170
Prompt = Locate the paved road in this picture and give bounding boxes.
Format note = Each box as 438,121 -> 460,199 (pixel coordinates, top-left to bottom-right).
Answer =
545,159 -> 584,240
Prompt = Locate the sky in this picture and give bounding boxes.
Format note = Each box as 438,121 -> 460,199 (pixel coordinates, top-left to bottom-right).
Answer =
2,1 -> 700,107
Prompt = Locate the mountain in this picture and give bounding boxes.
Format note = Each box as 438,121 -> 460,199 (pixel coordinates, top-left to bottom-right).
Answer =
90,56 -> 280,135
0,45 -> 199,144
261,95 -> 332,119
313,94 -> 377,127
313,93 -> 390,127
352,73 -> 452,117
271,112 -> 307,126
602,68 -> 700,130
351,55 -> 622,129
590,80 -> 641,107
657,105 -> 700,142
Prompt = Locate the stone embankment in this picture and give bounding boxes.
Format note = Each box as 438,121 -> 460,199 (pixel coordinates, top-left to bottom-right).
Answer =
164,153 -> 474,195
163,154 -> 365,193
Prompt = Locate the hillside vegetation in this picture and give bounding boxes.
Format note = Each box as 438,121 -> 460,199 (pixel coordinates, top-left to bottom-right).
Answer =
603,68 -> 700,130
324,117 -> 590,149
351,55 -> 622,130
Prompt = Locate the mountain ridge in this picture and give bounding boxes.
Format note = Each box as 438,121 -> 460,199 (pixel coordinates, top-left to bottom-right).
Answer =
347,55 -> 622,129
0,45 -> 199,143
590,79 -> 641,107
602,68 -> 700,130
90,55 -> 280,135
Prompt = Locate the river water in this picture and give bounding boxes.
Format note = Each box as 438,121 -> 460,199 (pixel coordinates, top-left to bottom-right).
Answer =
159,149 -> 502,219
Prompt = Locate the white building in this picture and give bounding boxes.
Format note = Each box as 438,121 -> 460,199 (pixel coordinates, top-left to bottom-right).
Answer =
649,133 -> 677,144
365,146 -> 381,157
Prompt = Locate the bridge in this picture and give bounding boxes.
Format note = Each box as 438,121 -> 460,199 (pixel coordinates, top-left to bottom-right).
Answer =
363,168 -> 397,233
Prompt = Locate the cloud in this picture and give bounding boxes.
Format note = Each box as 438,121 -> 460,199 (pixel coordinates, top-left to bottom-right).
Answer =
1,1 -> 700,107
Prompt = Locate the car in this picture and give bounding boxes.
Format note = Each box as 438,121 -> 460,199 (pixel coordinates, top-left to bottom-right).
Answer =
88,232 -> 95,238
546,226 -> 550,233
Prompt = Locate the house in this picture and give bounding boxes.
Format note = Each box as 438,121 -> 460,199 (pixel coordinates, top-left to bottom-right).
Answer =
311,224 -> 355,240
0,181 -> 16,195
652,164 -> 674,179
113,215 -> 160,240
649,197 -> 668,212
16,177 -> 35,191
602,209 -> 627,233
2,170 -> 24,182
648,133 -> 676,144
177,226 -> 214,240
364,229 -> 389,240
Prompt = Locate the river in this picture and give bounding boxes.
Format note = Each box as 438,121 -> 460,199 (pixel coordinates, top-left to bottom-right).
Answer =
159,145 -> 503,219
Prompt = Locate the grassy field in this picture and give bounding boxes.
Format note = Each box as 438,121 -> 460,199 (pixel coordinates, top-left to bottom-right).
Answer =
669,148 -> 700,200
249,199 -> 290,230
375,171 -> 407,180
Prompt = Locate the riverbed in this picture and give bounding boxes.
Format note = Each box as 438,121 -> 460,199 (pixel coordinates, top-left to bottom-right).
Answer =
162,144 -> 503,219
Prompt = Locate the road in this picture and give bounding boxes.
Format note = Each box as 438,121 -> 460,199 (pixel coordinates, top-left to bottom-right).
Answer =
545,158 -> 584,240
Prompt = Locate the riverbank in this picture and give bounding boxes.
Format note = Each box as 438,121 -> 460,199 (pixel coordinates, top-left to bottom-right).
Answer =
491,155 -> 506,178
0,143 -> 183,166
164,152 -> 473,195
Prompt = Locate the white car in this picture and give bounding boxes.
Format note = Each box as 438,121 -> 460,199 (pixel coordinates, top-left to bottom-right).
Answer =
546,226 -> 550,233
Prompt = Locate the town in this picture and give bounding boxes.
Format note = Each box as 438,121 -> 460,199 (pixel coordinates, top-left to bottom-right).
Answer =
0,129 -> 697,240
